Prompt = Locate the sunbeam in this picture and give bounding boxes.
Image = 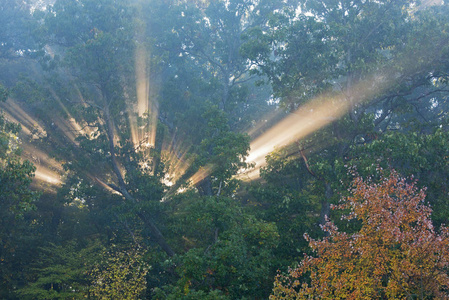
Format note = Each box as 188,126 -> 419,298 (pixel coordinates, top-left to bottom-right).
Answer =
0,97 -> 65,187
48,87 -> 97,145
21,141 -> 64,186
162,134 -> 193,181
0,98 -> 47,139
168,149 -> 193,183
238,73 -> 391,180
128,49 -> 159,171
130,9 -> 159,152
187,164 -> 212,187
21,143 -> 63,172
129,42 -> 149,148
34,169 -> 63,186
135,45 -> 150,117
185,75 -> 386,184
238,37 -> 446,181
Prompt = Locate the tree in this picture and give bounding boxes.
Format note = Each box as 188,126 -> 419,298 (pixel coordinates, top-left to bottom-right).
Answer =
5,0 -> 449,298
0,0 -> 37,60
243,0 -> 449,227
345,129 -> 449,227
17,241 -> 102,299
151,193 -> 280,299
36,0 -> 177,256
3,2 -> 283,297
248,147 -> 325,267
271,171 -> 449,299
148,0 -> 284,112
0,83 -> 40,298
144,0 -> 279,195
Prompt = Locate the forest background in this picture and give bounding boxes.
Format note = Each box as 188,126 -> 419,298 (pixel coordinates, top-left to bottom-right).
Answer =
1,0 -> 449,298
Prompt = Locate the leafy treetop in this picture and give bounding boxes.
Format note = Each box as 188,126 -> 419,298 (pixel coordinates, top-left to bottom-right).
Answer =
271,170 -> 449,299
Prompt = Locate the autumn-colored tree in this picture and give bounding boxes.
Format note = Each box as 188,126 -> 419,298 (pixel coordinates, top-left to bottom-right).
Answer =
271,171 -> 449,299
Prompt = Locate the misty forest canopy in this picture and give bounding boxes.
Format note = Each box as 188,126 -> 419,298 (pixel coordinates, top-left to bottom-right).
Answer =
1,0 -> 449,298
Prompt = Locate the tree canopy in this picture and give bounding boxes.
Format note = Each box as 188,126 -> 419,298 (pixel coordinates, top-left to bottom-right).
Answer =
1,0 -> 449,299
272,171 -> 449,299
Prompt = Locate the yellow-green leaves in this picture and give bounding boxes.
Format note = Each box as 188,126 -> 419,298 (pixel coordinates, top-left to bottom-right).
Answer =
90,246 -> 149,300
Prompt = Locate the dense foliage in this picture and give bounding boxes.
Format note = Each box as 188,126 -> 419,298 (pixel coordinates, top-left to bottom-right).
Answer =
1,0 -> 449,299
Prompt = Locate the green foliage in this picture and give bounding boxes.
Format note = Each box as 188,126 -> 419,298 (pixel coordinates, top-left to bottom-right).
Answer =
0,0 -> 37,59
17,241 -> 102,299
0,82 -> 8,102
0,115 -> 21,160
242,0 -> 449,253
153,285 -> 229,300
2,0 -> 449,298
0,110 -> 40,298
11,76 -> 49,105
0,110 -> 37,215
249,147 -> 325,266
90,245 -> 149,300
145,0 -> 276,195
345,129 -> 449,226
198,105 -> 251,184
153,195 -> 279,299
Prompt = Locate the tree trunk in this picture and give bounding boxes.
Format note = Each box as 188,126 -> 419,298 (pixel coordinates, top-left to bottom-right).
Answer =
320,182 -> 332,230
137,212 -> 175,257
197,177 -> 213,196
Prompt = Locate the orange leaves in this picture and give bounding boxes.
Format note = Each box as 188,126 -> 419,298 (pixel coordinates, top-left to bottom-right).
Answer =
271,171 -> 449,299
